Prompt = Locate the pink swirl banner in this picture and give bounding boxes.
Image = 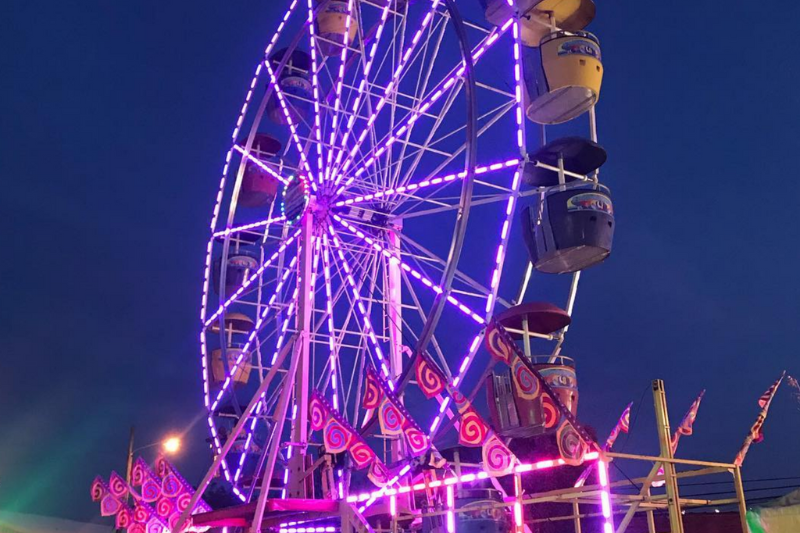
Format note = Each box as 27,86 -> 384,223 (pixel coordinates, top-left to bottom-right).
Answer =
90,477 -> 107,502
482,434 -> 514,476
146,518 -> 166,533
100,495 -> 121,517
141,477 -> 162,502
541,394 -> 560,429
378,399 -> 404,436
367,461 -> 390,487
512,358 -> 540,399
133,504 -> 150,524
108,472 -> 128,499
557,422 -> 587,466
362,367 -> 384,409
161,473 -> 182,499
485,325 -> 513,364
115,508 -> 132,529
131,458 -> 147,487
129,523 -> 147,533
415,353 -> 445,399
402,422 -> 429,457
175,492 -> 192,512
323,418 -> 353,453
310,393 -> 328,431
349,439 -> 377,470
155,497 -> 174,518
458,407 -> 489,447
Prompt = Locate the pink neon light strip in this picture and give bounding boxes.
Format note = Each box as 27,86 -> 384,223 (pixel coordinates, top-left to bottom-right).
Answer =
333,0 -> 392,183
333,158 -> 519,207
282,402 -> 299,498
204,228 -> 301,328
278,526 -> 338,533
306,0 -> 325,178
324,0 -> 356,181
263,60 -> 317,191
598,460 -> 615,532
335,19 -> 512,192
212,215 -> 288,238
325,226 -> 395,387
348,452 -> 601,503
321,236 -> 341,410
333,0 -> 443,184
210,255 -> 299,412
232,144 -> 290,186
446,485 -> 455,532
332,215 -> 484,324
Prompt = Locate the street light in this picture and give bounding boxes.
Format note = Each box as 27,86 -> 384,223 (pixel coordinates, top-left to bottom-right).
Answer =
162,436 -> 181,454
125,427 -> 183,484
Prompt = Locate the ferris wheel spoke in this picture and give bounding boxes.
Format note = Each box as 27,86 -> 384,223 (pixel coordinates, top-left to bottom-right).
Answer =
263,59 -> 317,189
212,215 -> 289,238
322,0 -> 356,182
326,237 -> 382,423
353,95 -> 515,208
204,227 -> 302,328
326,224 -> 396,387
332,214 -> 484,326
232,145 -> 291,187
390,99 -> 516,196
306,0 -> 326,178
396,230 -> 512,309
332,0 -> 444,186
334,157 -> 519,208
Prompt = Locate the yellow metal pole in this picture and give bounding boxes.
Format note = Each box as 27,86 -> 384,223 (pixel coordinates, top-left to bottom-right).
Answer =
645,487 -> 656,533
572,501 -> 582,533
733,466 -> 749,533
652,380 -> 684,533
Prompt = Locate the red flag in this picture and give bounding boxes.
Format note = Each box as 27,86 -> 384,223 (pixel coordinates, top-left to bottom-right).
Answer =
734,372 -> 785,466
670,390 -> 705,452
759,376 -> 783,408
604,402 -> 633,450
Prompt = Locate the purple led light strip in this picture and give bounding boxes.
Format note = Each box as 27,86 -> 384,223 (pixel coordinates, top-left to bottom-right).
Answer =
334,158 -> 519,207
325,226 -> 395,388
320,235 -> 342,410
263,59 -> 317,191
306,0 -> 325,178
212,215 -> 288,238
209,255 -> 299,412
232,145 -> 290,186
199,5 -> 301,471
204,228 -> 302,328
324,0 -> 356,182
334,18 -> 513,193
331,0 -> 393,186
332,215 -> 484,324
332,0 -> 443,185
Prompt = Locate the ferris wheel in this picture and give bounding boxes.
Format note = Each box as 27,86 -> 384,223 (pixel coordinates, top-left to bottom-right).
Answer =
195,0 -> 613,529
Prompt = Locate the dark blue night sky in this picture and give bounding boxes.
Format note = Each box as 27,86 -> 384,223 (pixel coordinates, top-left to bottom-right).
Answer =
2,0 -> 800,521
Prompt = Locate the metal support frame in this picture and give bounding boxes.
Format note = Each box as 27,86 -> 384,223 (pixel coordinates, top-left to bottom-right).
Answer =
653,379 -> 684,533
287,209 -> 314,498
